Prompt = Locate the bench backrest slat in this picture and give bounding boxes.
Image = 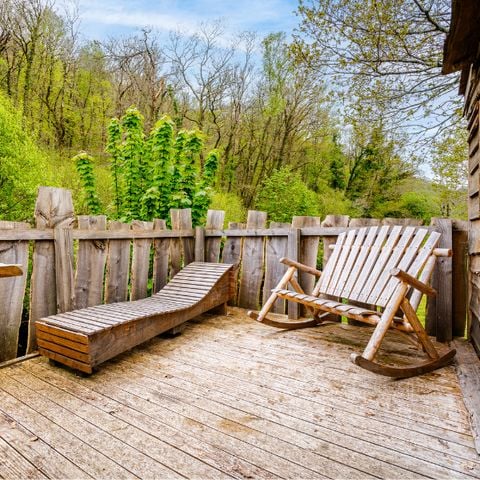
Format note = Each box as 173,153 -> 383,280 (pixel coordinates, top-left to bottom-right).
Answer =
319,226 -> 440,308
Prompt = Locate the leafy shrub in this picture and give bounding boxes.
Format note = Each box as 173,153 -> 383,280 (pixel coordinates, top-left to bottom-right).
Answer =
255,167 -> 320,222
75,108 -> 219,224
0,93 -> 53,220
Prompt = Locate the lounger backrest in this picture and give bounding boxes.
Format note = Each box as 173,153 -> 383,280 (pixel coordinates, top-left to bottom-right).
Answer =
316,226 -> 441,308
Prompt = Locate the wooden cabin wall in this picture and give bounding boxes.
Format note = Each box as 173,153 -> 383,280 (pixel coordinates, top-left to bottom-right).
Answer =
465,63 -> 480,351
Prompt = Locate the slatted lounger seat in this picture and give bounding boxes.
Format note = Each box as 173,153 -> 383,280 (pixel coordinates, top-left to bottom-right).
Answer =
36,262 -> 235,374
249,226 -> 456,378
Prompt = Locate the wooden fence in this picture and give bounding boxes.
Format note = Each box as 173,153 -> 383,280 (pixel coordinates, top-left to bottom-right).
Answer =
0,187 -> 468,362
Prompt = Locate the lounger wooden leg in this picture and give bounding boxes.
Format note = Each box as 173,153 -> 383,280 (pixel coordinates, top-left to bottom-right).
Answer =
208,303 -> 228,315
400,298 -> 439,360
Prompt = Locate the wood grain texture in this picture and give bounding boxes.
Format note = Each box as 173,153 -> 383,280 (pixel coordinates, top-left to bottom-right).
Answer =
54,227 -> 75,314
0,310 -> 476,479
131,220 -> 154,301
152,219 -> 169,293
28,187 -> 74,353
205,210 -> 225,262
170,209 -> 194,276
104,221 -> 131,304
222,222 -> 245,306
426,218 -> 453,341
74,215 -> 107,309
36,263 -> 234,372
238,211 -> 267,310
0,222 -> 30,362
263,222 -> 290,314
452,221 -> 468,337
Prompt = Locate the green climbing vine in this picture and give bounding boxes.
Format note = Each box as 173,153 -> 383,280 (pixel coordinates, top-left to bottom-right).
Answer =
73,107 -> 219,224
73,152 -> 102,215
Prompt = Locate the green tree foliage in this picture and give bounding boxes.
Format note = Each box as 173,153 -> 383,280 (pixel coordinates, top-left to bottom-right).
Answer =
73,152 -> 102,215
295,0 -> 456,133
255,167 -> 319,222
431,126 -> 468,218
0,92 -> 52,220
0,2 -> 463,225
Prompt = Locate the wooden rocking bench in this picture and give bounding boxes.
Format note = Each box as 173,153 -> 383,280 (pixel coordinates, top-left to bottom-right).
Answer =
248,226 -> 456,378
36,262 -> 235,374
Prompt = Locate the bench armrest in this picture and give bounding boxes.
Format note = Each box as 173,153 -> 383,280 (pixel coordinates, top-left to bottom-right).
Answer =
280,257 -> 322,277
390,268 -> 436,297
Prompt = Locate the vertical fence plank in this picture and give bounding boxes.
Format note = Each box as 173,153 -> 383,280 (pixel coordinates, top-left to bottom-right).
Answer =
292,216 -> 321,316
205,210 -> 225,262
28,187 -> 74,353
426,218 -> 453,342
152,219 -> 169,293
170,209 -> 194,276
54,226 -> 75,313
0,222 -> 30,361
264,222 -> 290,314
287,228 -> 301,320
105,221 -> 131,303
222,222 -> 245,305
238,211 -> 267,310
453,220 -> 468,337
195,227 -> 205,262
75,215 -> 107,309
321,215 -> 349,322
131,220 -> 153,300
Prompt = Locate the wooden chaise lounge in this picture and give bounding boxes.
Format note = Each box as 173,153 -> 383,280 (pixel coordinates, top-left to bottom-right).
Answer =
249,226 -> 456,378
36,262 -> 235,374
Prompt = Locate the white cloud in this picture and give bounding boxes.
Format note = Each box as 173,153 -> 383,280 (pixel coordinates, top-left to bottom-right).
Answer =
76,0 -> 296,39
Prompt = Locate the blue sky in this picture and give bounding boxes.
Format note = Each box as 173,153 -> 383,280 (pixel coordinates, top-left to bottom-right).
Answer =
75,0 -> 299,40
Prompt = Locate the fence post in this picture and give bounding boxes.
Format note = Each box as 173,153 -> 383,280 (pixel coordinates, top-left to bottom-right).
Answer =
452,220 -> 468,337
75,215 -> 107,309
292,216 -> 321,316
28,187 -> 74,352
205,210 -> 225,262
222,222 -> 245,306
426,218 -> 453,342
238,210 -> 267,310
54,226 -> 75,313
264,222 -> 290,314
152,219 -> 169,293
195,226 -> 205,262
0,221 -> 30,361
287,227 -> 301,320
131,220 -> 154,300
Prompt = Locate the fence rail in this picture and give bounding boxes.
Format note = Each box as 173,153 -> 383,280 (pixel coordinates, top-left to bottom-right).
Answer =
0,187 -> 468,363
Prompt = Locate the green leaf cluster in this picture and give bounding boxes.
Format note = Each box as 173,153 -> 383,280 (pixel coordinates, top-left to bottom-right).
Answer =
73,152 -> 102,215
74,108 -> 219,224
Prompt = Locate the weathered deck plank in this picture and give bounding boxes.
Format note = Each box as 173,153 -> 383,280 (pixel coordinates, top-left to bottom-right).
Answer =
0,309 -> 478,479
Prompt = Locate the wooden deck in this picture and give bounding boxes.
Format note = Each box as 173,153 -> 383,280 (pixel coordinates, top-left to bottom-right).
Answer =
0,308 -> 479,479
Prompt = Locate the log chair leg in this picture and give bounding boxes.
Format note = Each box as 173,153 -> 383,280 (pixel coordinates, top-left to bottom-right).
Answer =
289,275 -> 320,319
400,298 -> 439,360
248,266 -> 296,322
354,284 -> 409,362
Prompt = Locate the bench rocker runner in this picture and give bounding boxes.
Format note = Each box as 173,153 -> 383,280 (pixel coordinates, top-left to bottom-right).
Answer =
248,226 -> 456,378
36,262 -> 235,374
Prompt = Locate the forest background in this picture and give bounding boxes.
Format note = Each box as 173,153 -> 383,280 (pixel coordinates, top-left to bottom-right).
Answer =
0,0 -> 467,225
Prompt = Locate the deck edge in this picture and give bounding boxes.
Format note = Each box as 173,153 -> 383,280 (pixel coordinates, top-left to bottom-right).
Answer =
453,338 -> 480,455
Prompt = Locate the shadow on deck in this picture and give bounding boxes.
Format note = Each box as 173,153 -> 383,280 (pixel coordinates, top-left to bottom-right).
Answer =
0,308 -> 479,479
